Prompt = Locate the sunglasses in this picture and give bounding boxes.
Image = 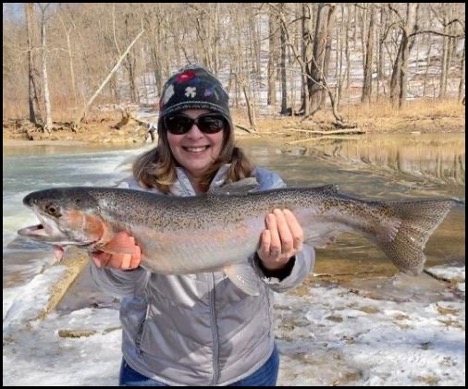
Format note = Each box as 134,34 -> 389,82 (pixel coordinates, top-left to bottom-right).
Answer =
163,113 -> 227,135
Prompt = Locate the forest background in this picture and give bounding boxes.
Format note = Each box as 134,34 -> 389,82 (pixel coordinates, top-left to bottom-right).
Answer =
2,3 -> 465,142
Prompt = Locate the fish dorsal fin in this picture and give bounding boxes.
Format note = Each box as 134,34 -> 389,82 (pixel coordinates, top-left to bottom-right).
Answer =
321,184 -> 340,194
223,263 -> 260,296
209,177 -> 259,195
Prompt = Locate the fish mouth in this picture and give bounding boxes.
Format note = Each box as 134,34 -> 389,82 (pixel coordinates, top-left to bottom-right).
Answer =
18,223 -> 49,238
17,223 -> 90,246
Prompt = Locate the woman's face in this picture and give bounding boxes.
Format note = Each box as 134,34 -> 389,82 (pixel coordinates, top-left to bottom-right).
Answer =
166,109 -> 225,179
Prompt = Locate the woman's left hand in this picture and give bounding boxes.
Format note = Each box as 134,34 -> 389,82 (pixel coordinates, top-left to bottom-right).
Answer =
256,209 -> 304,271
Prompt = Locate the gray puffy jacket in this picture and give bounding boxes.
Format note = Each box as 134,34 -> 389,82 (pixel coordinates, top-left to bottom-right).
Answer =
89,165 -> 315,385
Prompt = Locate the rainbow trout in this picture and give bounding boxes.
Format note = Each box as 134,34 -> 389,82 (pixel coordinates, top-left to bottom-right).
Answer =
17,184 -> 456,295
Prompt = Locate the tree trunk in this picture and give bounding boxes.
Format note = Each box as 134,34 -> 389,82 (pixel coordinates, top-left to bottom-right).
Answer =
344,4 -> 352,96
398,3 -> 418,108
388,3 -> 418,108
124,14 -> 138,103
25,3 -> 41,125
439,31 -> 450,99
39,4 -> 52,133
57,11 -> 77,103
361,6 -> 375,104
422,42 -> 433,97
389,43 -> 403,105
308,3 -> 336,113
279,4 -> 288,115
212,3 -> 220,74
458,44 -> 465,102
300,3 -> 312,115
267,9 -> 278,105
242,84 -> 256,130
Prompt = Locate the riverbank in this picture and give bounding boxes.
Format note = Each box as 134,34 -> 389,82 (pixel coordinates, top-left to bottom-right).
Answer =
3,99 -> 465,146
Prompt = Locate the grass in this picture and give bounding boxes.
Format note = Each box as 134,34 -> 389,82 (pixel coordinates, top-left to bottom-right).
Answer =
340,98 -> 465,133
3,98 -> 465,144
232,98 -> 465,135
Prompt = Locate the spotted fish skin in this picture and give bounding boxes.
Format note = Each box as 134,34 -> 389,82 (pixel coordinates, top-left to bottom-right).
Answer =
18,185 -> 457,278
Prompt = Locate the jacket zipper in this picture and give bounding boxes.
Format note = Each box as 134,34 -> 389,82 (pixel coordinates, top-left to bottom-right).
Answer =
135,301 -> 150,351
209,273 -> 220,384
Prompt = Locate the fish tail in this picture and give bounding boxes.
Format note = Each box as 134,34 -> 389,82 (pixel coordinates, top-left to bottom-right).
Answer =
377,199 -> 456,275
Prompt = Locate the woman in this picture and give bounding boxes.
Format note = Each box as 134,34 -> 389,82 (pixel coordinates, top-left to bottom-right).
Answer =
89,64 -> 315,386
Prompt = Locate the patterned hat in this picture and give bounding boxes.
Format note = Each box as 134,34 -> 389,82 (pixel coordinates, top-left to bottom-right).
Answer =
158,64 -> 232,130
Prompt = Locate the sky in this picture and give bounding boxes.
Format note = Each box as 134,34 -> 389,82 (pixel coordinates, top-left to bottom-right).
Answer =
3,259 -> 464,386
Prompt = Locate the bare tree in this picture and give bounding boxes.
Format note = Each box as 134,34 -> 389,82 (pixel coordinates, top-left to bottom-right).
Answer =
434,4 -> 460,99
185,4 -> 222,73
112,4 -> 142,103
361,4 -> 375,104
2,2 -> 465,123
342,4 -> 352,98
458,43 -> 465,103
299,3 -> 313,115
37,3 -> 53,132
278,3 -> 288,115
267,8 -> 279,106
73,29 -> 144,128
308,3 -> 337,114
25,3 -> 41,125
375,5 -> 387,99
241,81 -> 256,131
57,4 -> 78,104
141,4 -> 170,98
388,3 -> 419,109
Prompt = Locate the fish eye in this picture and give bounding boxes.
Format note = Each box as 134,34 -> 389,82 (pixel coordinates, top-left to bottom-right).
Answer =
46,204 -> 61,217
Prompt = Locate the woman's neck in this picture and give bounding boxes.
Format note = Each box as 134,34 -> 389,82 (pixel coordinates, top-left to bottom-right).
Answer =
187,175 -> 208,194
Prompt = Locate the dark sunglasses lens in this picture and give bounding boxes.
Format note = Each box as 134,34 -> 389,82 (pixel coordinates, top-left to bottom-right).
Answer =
164,114 -> 226,135
198,115 -> 225,134
165,115 -> 192,135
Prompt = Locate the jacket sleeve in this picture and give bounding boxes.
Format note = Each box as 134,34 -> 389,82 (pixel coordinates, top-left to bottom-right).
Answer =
253,244 -> 315,293
252,167 -> 316,292
88,261 -> 148,298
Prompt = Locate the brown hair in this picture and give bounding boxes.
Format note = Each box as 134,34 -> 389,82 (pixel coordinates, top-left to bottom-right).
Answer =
132,124 -> 255,193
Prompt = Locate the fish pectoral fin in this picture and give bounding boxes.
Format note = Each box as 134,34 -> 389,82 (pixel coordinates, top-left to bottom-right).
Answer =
97,232 -> 137,256
53,245 -> 65,261
223,263 -> 260,296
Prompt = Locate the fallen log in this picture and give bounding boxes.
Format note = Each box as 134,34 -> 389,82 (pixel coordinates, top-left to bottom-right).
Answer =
283,127 -> 366,135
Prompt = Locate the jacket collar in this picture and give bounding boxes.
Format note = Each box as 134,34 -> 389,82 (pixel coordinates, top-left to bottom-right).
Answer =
170,164 -> 231,196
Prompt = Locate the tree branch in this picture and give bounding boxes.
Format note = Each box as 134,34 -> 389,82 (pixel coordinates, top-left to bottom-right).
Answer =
72,29 -> 145,129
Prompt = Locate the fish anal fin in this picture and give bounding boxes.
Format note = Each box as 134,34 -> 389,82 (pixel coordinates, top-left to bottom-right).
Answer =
224,263 -> 260,296
304,228 -> 341,249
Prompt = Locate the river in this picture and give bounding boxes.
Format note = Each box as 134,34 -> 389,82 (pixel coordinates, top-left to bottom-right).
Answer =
3,133 -> 465,305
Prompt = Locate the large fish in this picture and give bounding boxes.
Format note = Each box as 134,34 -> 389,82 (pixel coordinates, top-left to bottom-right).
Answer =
17,183 -> 457,295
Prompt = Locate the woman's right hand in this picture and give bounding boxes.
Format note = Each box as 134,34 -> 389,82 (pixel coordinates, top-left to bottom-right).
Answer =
90,231 -> 142,270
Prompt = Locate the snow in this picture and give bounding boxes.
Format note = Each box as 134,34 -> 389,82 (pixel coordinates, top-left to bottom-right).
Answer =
3,262 -> 465,386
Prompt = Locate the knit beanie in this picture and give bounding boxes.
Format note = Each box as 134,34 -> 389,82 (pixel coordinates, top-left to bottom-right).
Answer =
158,64 -> 232,131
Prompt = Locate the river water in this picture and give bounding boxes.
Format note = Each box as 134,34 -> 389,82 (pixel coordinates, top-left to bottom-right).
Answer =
3,133 -> 465,298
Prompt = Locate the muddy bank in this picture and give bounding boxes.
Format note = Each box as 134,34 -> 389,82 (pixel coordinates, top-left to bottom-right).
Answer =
4,139 -> 89,147
3,103 -> 465,147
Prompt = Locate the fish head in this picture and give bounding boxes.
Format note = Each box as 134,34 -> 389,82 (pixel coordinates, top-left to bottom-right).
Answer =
17,187 -> 106,248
